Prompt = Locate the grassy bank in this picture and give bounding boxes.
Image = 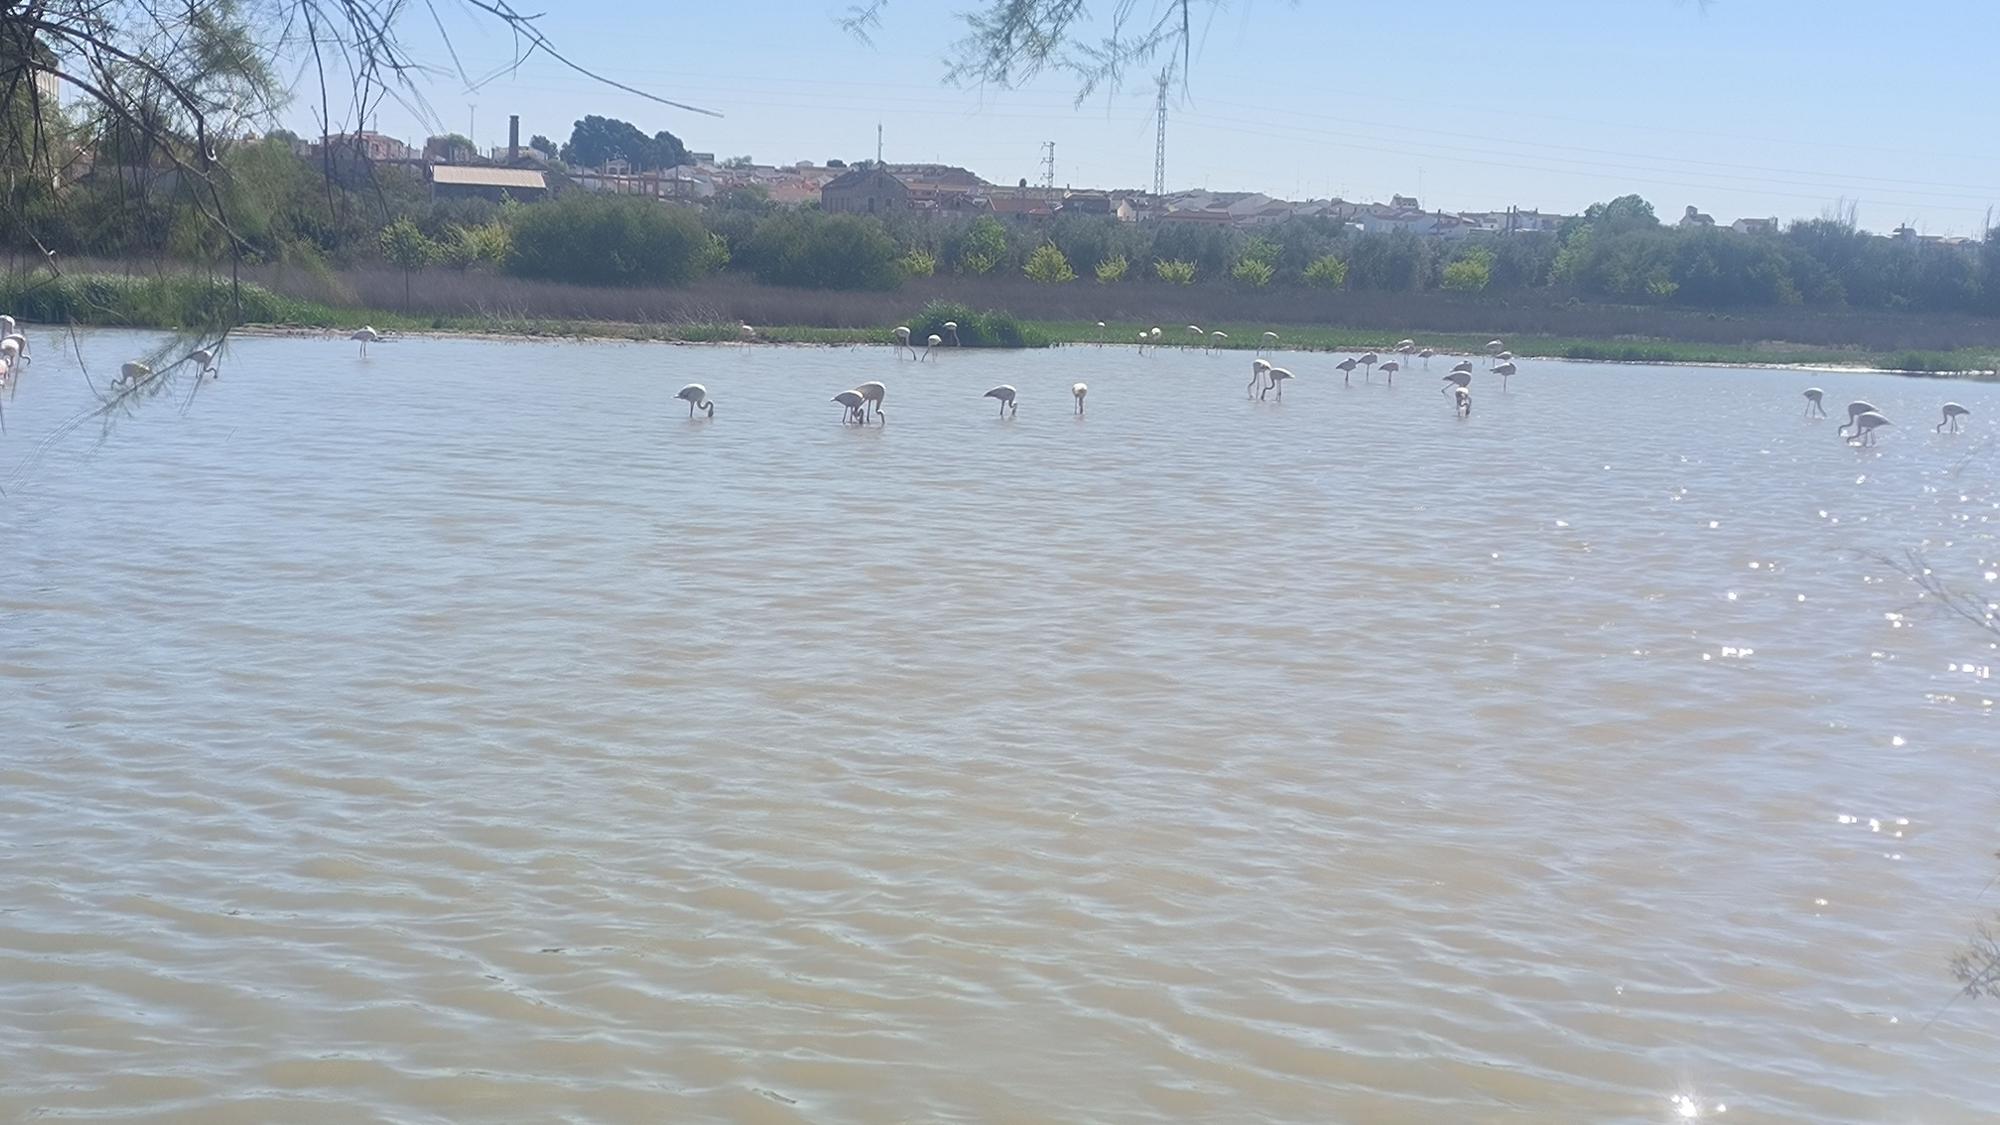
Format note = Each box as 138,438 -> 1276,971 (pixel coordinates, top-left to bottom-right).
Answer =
6,270 -> 1998,375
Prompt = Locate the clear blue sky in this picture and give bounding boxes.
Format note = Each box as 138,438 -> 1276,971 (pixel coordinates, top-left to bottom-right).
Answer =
295,1 -> 2000,234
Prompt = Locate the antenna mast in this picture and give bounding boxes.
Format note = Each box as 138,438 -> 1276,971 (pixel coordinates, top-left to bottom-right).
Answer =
1040,141 -> 1056,191
1153,74 -> 1168,196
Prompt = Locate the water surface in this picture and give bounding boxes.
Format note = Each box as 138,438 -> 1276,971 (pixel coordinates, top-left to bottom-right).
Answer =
2,331 -> 1997,1122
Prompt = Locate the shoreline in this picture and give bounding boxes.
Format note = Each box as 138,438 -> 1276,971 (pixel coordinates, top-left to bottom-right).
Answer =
223,320 -> 2000,380
9,270 -> 1995,378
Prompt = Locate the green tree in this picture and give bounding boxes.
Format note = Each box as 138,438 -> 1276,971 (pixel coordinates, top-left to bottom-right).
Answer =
1579,194 -> 1660,234
508,195 -> 719,286
1441,248 -> 1494,292
739,212 -> 903,289
900,247 -> 937,277
958,215 -> 1007,275
1024,242 -> 1076,283
1303,254 -> 1348,289
378,218 -> 438,307
559,116 -> 688,171
1154,258 -> 1196,285
1231,256 -> 1274,288
1095,254 -> 1129,283
527,134 -> 558,160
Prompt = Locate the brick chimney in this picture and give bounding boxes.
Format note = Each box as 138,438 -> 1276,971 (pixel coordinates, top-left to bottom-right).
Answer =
508,114 -> 520,163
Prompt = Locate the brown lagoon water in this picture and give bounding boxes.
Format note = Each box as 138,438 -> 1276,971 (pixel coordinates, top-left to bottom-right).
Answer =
2,330 -> 1998,1122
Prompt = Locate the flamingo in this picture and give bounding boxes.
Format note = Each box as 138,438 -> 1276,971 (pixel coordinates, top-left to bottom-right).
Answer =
351,326 -> 382,356
1186,325 -> 1203,344
1850,411 -> 1891,446
1335,357 -> 1360,386
0,314 -> 14,337
922,333 -> 941,361
1379,359 -> 1401,385
1837,400 -> 1879,437
1453,386 -> 1472,416
676,383 -> 715,418
985,384 -> 1019,417
1073,382 -> 1088,415
1249,358 -> 1273,397
1938,403 -> 1971,432
1418,346 -> 1435,367
1149,326 -> 1162,342
1803,388 -> 1826,417
943,320 -> 960,346
1209,330 -> 1228,353
1137,331 -> 1149,353
190,347 -> 217,380
1358,351 -> 1380,381
0,337 -> 19,373
832,390 -> 867,425
1494,350 -> 1513,362
855,381 -> 887,423
1491,361 -> 1517,388
1486,339 -> 1505,355
1261,330 -> 1278,354
893,325 -> 916,359
1260,367 -> 1294,400
115,361 -> 152,390
740,323 -> 756,340
1396,338 -> 1416,354
1442,370 -> 1472,396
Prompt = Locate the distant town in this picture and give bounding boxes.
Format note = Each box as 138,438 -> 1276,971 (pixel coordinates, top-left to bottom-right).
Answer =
284,116 -> 1975,249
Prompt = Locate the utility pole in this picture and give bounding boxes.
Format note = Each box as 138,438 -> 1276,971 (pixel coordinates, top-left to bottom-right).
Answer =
468,104 -> 476,147
876,123 -> 883,165
1040,140 -> 1056,192
1153,74 -> 1168,197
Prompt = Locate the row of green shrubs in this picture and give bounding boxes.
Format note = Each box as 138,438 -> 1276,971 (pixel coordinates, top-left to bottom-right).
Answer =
0,273 -> 340,328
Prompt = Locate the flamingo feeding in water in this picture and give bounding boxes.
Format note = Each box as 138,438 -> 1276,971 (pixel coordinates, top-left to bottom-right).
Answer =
0,314 -> 14,337
1209,330 -> 1228,353
1802,388 -> 1826,417
676,383 -> 715,418
1260,367 -> 1294,400
1249,358 -> 1273,397
855,381 -> 887,422
1335,357 -> 1359,385
1073,382 -> 1089,415
1186,325 -> 1203,344
832,390 -> 866,424
985,385 -> 1019,417
1261,331 -> 1279,354
893,325 -> 916,359
1837,401 -> 1879,437
943,321 -> 960,346
1850,411 -> 1892,445
190,347 -> 217,380
1938,403 -> 1970,432
115,361 -> 152,390
740,324 -> 756,340
922,334 -> 941,361
351,326 -> 382,356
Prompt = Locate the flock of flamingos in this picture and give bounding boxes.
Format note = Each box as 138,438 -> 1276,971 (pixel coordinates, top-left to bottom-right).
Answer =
662,319 -> 1976,443
0,315 -> 1975,444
